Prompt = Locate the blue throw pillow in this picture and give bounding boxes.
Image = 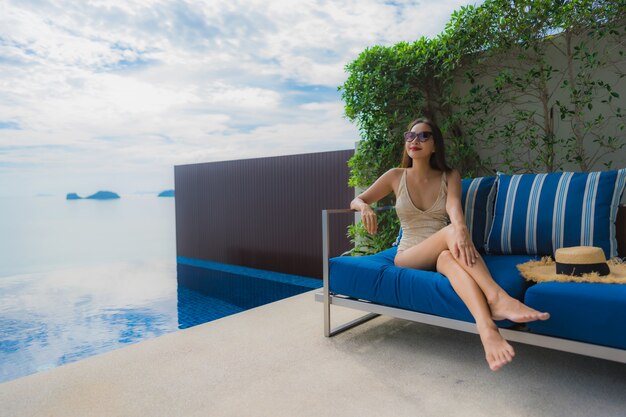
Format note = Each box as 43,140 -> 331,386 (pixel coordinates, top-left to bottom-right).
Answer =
486,169 -> 626,258
392,176 -> 497,252
462,176 -> 497,253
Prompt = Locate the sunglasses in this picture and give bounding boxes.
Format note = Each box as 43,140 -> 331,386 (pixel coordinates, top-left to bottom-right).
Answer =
404,131 -> 433,142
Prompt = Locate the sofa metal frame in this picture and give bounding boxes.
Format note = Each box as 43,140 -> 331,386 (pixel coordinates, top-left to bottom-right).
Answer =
316,208 -> 626,364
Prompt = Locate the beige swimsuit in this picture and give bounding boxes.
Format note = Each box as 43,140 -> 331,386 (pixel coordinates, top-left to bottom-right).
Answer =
395,169 -> 450,252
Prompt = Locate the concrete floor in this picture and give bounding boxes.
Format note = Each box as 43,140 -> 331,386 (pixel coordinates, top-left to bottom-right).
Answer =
1,290 -> 625,417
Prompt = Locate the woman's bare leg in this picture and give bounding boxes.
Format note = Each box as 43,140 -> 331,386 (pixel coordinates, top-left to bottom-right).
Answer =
395,225 -> 549,323
436,250 -> 514,371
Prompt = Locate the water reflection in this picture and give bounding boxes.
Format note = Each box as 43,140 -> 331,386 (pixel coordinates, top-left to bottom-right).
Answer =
0,258 -> 321,384
0,260 -> 178,383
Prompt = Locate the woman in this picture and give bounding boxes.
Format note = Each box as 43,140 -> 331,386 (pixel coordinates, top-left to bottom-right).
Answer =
350,117 -> 550,371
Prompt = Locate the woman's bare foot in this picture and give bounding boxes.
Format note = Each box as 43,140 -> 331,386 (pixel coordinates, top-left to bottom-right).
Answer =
489,291 -> 550,323
478,325 -> 515,371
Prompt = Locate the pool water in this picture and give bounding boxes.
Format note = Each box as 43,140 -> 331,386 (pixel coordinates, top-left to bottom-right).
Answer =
0,259 -> 321,384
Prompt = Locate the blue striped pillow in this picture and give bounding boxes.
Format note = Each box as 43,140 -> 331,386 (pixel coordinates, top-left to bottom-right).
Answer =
462,176 -> 497,253
392,176 -> 496,251
486,169 -> 626,258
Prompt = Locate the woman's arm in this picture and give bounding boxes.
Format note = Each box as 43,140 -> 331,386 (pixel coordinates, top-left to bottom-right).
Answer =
446,169 -> 479,266
350,168 -> 400,235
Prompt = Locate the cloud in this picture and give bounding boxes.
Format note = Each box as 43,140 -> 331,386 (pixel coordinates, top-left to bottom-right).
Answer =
0,0 -> 480,196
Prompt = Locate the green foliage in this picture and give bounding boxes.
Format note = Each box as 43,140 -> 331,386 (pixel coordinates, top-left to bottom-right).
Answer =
454,0 -> 626,172
347,210 -> 400,256
341,41 -> 431,188
341,0 -> 626,255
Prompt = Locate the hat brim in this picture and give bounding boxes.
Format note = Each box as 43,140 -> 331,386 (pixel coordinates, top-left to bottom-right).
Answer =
517,257 -> 626,284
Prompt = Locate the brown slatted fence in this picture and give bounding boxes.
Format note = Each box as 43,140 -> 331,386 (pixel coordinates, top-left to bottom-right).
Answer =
174,150 -> 355,279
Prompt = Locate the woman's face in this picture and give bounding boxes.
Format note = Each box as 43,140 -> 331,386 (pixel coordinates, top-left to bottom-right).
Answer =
405,122 -> 435,160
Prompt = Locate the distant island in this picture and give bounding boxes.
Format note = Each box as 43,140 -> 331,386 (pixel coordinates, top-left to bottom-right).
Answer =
66,191 -> 121,200
88,191 -> 120,200
158,189 -> 175,197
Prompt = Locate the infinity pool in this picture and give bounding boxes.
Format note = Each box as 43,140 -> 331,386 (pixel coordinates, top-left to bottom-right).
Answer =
0,259 -> 321,384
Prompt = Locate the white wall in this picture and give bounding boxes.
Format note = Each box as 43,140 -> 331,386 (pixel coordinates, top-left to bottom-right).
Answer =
450,29 -> 625,203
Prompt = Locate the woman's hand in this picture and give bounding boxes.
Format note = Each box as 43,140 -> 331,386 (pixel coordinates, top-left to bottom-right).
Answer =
451,224 -> 479,267
361,206 -> 378,235
350,169 -> 399,235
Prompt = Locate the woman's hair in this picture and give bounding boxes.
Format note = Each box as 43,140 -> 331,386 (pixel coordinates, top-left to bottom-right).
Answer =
401,117 -> 452,172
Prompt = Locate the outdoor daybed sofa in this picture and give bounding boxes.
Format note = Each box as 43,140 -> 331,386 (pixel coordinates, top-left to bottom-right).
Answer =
316,169 -> 626,363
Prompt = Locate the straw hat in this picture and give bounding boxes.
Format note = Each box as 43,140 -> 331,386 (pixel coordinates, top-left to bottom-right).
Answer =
517,246 -> 626,284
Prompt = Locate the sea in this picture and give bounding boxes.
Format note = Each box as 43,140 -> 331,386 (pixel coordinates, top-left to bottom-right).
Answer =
0,194 -> 184,383
0,194 -> 176,278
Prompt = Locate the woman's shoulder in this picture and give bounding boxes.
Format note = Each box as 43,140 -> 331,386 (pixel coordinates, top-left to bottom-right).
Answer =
379,168 -> 405,192
444,168 -> 461,181
383,167 -> 405,179
442,169 -> 462,189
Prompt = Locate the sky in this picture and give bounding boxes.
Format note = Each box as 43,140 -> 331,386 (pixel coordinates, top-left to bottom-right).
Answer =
0,0 -> 479,197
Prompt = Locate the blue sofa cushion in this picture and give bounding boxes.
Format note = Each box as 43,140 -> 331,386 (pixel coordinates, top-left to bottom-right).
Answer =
392,176 -> 497,252
486,169 -> 626,258
329,247 -> 535,326
524,282 -> 626,350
